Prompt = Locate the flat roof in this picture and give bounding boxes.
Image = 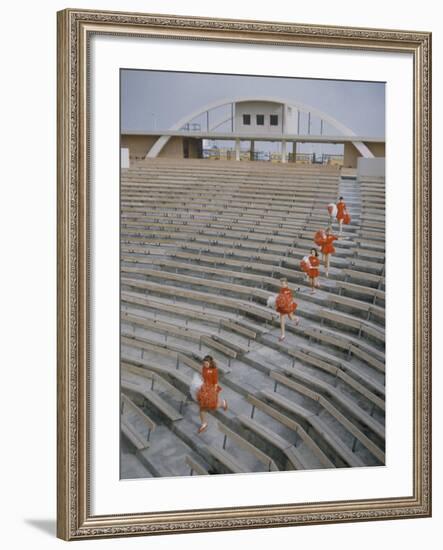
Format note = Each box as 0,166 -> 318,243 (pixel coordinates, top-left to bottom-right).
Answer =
121,130 -> 385,144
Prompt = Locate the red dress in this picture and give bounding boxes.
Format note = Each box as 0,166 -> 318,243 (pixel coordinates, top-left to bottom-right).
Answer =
308,255 -> 320,278
336,201 -> 347,221
321,235 -> 338,255
276,287 -> 297,315
197,366 -> 222,410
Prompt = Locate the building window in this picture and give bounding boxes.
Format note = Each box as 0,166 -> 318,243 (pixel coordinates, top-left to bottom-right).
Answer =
270,114 -> 279,126
256,114 -> 265,126
242,114 -> 251,125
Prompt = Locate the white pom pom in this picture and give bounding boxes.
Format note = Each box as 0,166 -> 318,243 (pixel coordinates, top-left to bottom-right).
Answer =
190,372 -> 203,402
327,203 -> 337,217
302,255 -> 312,268
267,294 -> 277,309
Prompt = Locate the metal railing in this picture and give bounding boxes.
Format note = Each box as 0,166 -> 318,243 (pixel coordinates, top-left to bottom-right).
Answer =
201,148 -> 344,164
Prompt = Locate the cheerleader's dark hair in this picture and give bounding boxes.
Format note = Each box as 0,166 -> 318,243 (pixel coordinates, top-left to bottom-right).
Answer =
202,355 -> 216,368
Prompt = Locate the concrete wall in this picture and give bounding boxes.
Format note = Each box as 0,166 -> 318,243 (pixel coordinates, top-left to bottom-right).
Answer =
343,142 -> 360,168
235,101 -> 284,135
158,136 -> 185,158
367,142 -> 386,157
121,135 -> 158,159
357,157 -> 386,178
344,141 -> 386,168
121,134 -> 203,160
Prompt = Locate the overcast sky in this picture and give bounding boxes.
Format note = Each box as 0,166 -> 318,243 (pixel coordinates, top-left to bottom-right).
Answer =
121,69 -> 385,138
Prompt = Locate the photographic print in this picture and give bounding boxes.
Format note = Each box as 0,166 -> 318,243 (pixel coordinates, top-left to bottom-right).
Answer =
119,70 -> 386,479
57,8 -> 431,539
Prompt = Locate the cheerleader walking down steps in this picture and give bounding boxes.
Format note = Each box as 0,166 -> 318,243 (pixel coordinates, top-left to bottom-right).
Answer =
193,355 -> 228,434
275,278 -> 299,342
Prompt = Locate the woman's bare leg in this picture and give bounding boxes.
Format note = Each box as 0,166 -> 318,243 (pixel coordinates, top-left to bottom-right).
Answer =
339,219 -> 343,236
217,396 -> 228,410
310,276 -> 315,293
288,312 -> 299,325
279,315 -> 285,340
198,409 -> 209,433
326,254 -> 330,277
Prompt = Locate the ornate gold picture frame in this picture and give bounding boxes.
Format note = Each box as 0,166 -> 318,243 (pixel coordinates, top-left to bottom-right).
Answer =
57,8 -> 431,540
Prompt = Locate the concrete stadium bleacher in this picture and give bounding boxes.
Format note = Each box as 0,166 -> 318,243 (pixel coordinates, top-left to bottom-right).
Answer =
119,158 -> 385,478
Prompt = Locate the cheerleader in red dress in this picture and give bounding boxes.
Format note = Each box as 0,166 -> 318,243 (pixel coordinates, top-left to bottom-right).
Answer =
308,247 -> 321,293
336,196 -> 348,236
275,278 -> 299,342
320,227 -> 338,277
196,355 -> 227,434
314,229 -> 327,263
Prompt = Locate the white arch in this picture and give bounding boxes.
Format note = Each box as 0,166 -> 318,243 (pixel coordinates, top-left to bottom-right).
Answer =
146,95 -> 374,159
